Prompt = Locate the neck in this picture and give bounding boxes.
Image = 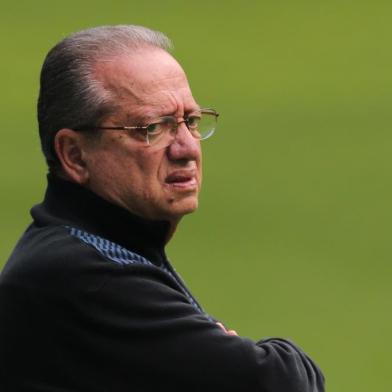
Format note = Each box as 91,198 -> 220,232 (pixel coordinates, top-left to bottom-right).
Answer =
165,218 -> 181,243
34,175 -> 173,265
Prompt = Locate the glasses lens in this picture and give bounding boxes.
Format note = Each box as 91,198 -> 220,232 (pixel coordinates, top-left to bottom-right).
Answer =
188,110 -> 217,140
146,117 -> 176,147
143,110 -> 217,149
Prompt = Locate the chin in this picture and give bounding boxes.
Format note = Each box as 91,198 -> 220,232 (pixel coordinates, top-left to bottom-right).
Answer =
165,195 -> 199,219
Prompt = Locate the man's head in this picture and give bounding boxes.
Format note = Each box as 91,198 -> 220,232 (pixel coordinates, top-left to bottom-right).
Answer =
38,25 -> 217,225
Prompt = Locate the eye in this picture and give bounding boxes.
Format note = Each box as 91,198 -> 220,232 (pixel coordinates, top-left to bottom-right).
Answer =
186,115 -> 201,129
145,122 -> 161,135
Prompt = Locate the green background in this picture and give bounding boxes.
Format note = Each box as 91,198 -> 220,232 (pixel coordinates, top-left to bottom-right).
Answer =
1,1 -> 391,390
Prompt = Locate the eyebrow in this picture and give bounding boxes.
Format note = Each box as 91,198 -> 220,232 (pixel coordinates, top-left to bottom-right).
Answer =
125,106 -> 201,125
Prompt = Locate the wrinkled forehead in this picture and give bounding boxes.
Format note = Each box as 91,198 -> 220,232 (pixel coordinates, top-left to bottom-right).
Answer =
94,48 -> 197,119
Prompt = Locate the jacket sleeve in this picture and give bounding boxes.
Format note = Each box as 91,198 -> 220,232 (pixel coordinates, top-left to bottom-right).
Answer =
58,258 -> 325,392
0,236 -> 325,392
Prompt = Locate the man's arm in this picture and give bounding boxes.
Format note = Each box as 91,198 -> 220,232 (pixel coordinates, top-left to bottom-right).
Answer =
0,239 -> 325,392
66,260 -> 325,391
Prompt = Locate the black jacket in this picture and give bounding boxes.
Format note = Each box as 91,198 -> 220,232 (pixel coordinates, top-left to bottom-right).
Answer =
0,176 -> 325,392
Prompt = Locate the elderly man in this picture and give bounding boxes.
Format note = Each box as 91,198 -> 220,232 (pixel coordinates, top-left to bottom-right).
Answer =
0,25 -> 324,391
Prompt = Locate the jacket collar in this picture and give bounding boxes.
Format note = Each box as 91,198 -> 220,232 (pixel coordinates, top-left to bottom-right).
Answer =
31,175 -> 171,265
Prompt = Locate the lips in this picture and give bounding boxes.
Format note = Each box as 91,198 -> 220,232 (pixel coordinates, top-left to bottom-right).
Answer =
165,170 -> 198,190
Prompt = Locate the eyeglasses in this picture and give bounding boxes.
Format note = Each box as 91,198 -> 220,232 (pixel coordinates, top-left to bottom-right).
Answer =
74,108 -> 218,149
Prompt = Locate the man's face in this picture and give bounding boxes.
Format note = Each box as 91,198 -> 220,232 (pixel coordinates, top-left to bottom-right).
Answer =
82,48 -> 202,223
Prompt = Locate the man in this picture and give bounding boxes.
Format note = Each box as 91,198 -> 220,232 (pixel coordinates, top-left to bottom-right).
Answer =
0,25 -> 325,391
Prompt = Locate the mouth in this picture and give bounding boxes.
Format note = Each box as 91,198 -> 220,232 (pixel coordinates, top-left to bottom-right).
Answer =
165,170 -> 198,191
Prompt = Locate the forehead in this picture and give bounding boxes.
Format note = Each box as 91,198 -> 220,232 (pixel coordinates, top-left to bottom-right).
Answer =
94,48 -> 198,119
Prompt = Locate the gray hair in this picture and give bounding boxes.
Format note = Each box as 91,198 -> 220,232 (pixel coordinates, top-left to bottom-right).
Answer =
37,25 -> 173,170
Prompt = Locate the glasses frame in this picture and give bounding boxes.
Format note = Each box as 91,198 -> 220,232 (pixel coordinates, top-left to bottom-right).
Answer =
73,108 -> 219,146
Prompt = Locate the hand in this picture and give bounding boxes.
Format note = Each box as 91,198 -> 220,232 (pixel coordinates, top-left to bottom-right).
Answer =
216,322 -> 238,336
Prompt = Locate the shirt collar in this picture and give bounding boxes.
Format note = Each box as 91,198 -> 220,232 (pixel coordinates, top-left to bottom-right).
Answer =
31,175 -> 171,265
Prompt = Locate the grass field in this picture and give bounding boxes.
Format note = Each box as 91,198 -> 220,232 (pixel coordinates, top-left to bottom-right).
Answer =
1,1 -> 392,390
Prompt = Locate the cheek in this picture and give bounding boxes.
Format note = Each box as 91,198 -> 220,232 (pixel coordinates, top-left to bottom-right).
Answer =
87,155 -> 124,193
130,149 -> 167,188
198,152 -> 203,178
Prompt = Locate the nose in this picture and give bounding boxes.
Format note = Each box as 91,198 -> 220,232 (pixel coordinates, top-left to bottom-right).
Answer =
167,121 -> 201,162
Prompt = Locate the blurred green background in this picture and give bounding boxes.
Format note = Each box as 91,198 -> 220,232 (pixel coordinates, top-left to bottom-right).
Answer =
1,0 -> 391,390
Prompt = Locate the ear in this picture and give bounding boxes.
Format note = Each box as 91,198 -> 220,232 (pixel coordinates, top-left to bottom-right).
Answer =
54,129 -> 90,184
